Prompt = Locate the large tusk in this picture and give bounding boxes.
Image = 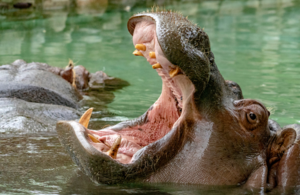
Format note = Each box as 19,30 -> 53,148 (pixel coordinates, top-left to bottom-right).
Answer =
169,66 -> 182,78
152,63 -> 162,69
133,50 -> 143,56
79,108 -> 93,128
106,135 -> 122,159
135,44 -> 146,51
88,134 -> 100,143
149,52 -> 156,58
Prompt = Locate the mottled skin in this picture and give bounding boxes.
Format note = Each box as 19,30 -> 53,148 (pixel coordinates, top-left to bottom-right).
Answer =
57,10 -> 297,191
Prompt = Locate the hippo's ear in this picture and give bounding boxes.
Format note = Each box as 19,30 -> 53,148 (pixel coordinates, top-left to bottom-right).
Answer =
276,128 -> 296,155
267,128 -> 297,189
60,67 -> 74,84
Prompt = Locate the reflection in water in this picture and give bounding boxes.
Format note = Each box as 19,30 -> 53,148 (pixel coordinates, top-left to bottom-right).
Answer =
1,0 -> 300,194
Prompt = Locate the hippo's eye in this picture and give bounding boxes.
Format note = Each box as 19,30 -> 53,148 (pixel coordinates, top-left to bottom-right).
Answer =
249,113 -> 256,120
247,112 -> 257,123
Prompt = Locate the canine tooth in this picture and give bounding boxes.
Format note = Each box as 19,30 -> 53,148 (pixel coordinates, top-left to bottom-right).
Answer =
88,134 -> 100,143
107,135 -> 121,159
79,108 -> 93,128
152,63 -> 162,69
149,52 -> 156,58
133,50 -> 143,56
135,44 -> 146,51
169,66 -> 181,78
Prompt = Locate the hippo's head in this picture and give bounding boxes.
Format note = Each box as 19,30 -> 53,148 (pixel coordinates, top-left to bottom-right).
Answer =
56,10 -> 296,190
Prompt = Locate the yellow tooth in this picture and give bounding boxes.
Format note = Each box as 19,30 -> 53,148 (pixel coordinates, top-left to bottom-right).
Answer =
152,63 -> 162,69
133,50 -> 143,56
135,44 -> 146,51
88,134 -> 100,143
149,52 -> 156,58
169,66 -> 181,78
107,135 -> 122,159
79,108 -> 93,128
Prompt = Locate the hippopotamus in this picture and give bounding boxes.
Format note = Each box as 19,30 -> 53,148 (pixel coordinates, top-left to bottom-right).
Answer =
0,59 -> 82,108
0,59 -> 129,133
56,10 -> 299,191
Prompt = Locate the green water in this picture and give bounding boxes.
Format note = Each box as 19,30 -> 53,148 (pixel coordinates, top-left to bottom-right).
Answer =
1,0 -> 300,194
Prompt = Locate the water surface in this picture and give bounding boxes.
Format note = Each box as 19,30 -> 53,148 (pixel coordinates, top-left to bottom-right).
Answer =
1,0 -> 300,194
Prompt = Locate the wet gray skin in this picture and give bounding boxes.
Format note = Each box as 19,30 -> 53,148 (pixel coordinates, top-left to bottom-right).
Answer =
0,98 -> 80,134
56,10 -> 297,191
0,59 -> 82,108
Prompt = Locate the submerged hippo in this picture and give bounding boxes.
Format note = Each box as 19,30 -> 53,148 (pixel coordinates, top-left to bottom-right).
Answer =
56,10 -> 298,191
0,59 -> 82,108
0,59 -> 129,133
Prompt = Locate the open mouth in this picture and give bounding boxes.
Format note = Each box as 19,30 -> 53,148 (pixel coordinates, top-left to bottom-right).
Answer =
78,39 -> 195,164
57,17 -> 196,165
55,13 -> 210,184
80,69 -> 187,164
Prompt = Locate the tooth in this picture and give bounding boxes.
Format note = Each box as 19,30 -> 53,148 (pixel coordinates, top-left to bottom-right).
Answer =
106,135 -> 121,159
79,108 -> 93,128
135,44 -> 146,51
152,63 -> 162,69
149,52 -> 156,58
88,134 -> 100,143
72,68 -> 76,88
169,66 -> 181,78
133,50 -> 143,56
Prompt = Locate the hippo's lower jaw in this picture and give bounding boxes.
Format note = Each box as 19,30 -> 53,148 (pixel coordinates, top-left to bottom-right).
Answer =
56,56 -> 198,183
